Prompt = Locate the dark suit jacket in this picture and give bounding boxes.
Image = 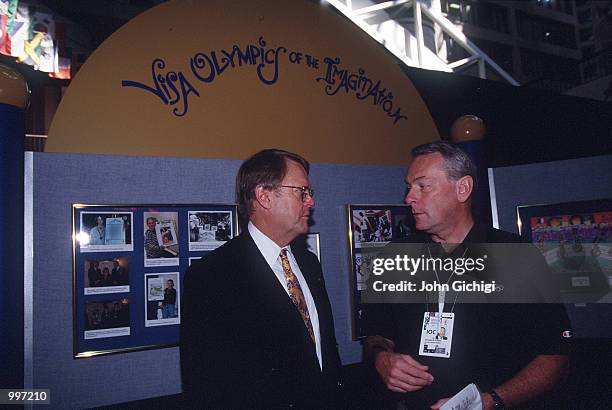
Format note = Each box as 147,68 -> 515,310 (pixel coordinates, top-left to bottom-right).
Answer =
181,231 -> 342,408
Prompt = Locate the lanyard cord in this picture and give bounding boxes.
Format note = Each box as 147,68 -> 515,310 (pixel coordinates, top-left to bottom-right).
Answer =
425,245 -> 468,315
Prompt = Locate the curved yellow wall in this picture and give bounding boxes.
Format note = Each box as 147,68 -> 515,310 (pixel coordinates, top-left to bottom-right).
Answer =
47,0 -> 439,165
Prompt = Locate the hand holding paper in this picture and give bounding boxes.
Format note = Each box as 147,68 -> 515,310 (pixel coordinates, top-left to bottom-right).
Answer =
434,383 -> 483,410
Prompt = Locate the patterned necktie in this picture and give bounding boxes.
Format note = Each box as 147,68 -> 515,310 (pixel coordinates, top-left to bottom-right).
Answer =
279,249 -> 315,344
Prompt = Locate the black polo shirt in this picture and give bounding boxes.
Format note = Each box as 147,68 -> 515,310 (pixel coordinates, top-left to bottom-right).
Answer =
364,223 -> 572,408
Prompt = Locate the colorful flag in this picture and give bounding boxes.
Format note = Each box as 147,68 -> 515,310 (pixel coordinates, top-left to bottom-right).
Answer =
19,10 -> 56,72
48,20 -> 70,79
48,55 -> 70,79
0,0 -> 17,55
9,3 -> 28,58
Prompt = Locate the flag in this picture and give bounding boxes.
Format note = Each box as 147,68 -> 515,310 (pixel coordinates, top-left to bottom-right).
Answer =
19,10 -> 56,73
48,21 -> 69,79
8,3 -> 28,58
0,0 -> 17,55
48,55 -> 70,79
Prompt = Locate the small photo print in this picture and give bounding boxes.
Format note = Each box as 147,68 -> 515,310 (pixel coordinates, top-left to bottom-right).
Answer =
144,212 -> 179,267
355,252 -> 375,291
84,257 -> 130,295
352,209 -> 392,248
84,298 -> 130,339
188,211 -> 234,251
145,272 -> 180,327
79,212 -> 134,252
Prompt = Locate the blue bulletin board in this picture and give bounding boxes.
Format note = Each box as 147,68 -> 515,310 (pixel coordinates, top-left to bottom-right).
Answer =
72,203 -> 238,358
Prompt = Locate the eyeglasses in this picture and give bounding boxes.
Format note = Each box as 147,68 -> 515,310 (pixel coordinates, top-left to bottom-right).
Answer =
279,185 -> 315,201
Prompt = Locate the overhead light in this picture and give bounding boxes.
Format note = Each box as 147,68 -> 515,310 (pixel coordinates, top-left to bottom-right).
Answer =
449,3 -> 461,9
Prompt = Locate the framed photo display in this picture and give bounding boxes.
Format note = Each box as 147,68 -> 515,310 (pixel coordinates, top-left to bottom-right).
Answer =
72,203 -> 238,358
517,199 -> 612,302
346,204 -> 414,339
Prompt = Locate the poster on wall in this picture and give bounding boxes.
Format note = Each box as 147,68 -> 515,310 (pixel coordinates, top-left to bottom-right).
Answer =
72,203 -> 238,358
346,204 -> 414,339
517,199 -> 612,303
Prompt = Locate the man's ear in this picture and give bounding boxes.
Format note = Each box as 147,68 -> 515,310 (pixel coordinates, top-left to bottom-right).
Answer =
456,176 -> 474,203
254,185 -> 273,210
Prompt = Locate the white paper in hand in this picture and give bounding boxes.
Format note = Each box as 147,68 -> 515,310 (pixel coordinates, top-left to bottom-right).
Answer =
439,383 -> 483,410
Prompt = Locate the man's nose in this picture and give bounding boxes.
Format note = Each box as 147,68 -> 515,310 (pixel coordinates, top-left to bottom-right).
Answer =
405,189 -> 415,205
304,195 -> 315,208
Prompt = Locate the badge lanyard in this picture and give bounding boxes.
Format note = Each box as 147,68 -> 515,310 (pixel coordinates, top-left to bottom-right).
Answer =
427,245 -> 468,326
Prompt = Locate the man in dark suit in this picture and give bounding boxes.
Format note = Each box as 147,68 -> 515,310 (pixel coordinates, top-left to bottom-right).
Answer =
181,149 -> 342,408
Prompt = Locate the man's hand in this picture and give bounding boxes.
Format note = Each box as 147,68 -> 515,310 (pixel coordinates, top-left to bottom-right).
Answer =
374,351 -> 434,393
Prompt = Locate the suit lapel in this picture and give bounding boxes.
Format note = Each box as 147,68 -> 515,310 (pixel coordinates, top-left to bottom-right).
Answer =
293,249 -> 326,318
239,233 -> 319,358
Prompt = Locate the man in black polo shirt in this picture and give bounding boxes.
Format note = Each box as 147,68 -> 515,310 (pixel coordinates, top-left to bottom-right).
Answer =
364,141 -> 571,409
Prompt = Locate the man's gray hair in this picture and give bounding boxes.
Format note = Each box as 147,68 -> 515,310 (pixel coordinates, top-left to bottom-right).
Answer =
411,141 -> 478,188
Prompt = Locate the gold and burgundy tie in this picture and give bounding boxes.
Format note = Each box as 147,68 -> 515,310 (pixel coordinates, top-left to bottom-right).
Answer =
279,249 -> 315,344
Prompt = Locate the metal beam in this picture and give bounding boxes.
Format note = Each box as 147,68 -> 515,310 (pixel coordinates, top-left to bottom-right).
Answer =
419,5 -> 518,85
325,0 -> 417,67
414,1 -> 424,67
353,0 -> 412,16
448,55 -> 479,70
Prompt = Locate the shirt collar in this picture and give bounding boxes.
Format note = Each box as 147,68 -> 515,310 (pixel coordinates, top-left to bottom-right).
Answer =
462,221 -> 489,243
248,221 -> 292,266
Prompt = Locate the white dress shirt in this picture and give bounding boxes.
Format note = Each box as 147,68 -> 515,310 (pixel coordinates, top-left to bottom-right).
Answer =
248,222 -> 322,369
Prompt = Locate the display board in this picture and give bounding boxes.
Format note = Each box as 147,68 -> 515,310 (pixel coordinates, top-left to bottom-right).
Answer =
489,155 -> 612,338
346,204 -> 413,339
517,199 -> 612,303
72,204 -> 238,358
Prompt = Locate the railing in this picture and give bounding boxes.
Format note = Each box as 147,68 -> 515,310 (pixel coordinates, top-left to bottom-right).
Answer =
522,77 -> 578,94
581,47 -> 612,84
523,47 -> 612,94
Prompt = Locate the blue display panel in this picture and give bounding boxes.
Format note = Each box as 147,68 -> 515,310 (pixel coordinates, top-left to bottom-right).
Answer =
72,204 -> 238,358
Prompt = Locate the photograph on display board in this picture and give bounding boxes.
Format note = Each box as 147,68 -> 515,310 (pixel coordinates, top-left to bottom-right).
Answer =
352,209 -> 393,248
84,298 -> 130,340
79,211 -> 134,252
188,257 -> 201,266
84,257 -> 129,295
143,211 -> 179,267
144,272 -> 180,327
518,200 -> 612,302
188,210 -> 234,251
305,233 -> 321,261
354,252 -> 376,291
